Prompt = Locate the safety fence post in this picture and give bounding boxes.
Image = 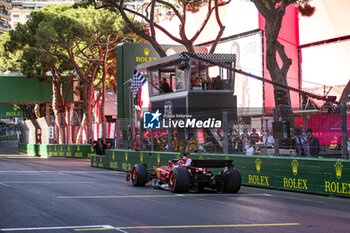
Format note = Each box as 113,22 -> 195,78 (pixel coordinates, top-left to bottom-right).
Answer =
341,102 -> 348,159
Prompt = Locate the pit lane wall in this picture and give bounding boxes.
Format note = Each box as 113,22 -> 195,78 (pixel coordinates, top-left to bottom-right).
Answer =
91,150 -> 350,198
18,143 -> 94,158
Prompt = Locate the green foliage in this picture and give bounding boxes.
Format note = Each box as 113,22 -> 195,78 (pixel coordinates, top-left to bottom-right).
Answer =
6,4 -> 144,81
0,33 -> 22,72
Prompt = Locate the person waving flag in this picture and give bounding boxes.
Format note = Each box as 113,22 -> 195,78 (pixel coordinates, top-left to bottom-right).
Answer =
130,70 -> 148,97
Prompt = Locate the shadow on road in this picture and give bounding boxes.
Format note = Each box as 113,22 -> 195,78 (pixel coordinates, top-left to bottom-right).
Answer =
0,139 -> 21,155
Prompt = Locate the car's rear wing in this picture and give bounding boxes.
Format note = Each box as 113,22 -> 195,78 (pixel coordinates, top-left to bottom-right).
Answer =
191,159 -> 233,168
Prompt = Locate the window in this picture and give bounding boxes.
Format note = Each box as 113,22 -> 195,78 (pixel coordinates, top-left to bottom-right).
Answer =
174,67 -> 186,92
150,71 -> 159,95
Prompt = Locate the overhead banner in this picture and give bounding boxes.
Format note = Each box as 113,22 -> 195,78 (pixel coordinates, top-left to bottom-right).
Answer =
0,105 -> 23,118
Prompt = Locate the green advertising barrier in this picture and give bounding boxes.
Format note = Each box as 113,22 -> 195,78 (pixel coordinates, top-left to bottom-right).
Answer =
0,135 -> 17,141
91,155 -> 106,168
99,150 -> 350,198
19,143 -> 94,158
46,144 -> 94,158
18,143 -> 36,154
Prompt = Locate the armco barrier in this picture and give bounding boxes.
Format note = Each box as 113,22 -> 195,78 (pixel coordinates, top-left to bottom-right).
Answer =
0,135 -> 17,141
18,143 -> 94,158
97,150 -> 350,198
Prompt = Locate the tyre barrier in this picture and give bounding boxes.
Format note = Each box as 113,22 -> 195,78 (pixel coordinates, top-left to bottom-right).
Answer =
91,149 -> 350,198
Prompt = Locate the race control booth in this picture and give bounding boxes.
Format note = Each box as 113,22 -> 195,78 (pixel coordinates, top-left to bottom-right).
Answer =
135,53 -> 237,122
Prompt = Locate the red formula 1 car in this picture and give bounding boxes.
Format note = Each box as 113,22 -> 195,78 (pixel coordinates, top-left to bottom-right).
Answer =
126,154 -> 241,193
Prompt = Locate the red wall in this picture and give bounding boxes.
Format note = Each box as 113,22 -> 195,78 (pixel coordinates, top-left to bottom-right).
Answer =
259,5 -> 300,113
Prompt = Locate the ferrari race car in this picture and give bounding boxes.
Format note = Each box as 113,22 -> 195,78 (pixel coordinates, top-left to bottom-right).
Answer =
126,154 -> 241,193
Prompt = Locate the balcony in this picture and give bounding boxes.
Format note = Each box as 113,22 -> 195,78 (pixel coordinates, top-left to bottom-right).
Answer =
0,0 -> 11,8
0,9 -> 11,20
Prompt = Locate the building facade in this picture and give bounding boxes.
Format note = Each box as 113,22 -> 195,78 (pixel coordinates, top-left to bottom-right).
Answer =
0,0 -> 11,34
10,0 -> 74,29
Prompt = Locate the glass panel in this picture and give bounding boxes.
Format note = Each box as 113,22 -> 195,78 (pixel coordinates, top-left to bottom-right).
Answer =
150,71 -> 159,95
159,72 -> 173,94
174,67 -> 185,92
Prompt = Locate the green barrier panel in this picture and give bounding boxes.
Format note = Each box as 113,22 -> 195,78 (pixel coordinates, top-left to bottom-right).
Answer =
19,143 -> 94,158
0,135 -> 17,141
38,144 -> 48,157
46,144 -> 93,158
98,150 -> 350,197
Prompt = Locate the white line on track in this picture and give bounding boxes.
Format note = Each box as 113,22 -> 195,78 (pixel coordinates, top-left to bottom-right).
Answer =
0,181 -> 95,184
0,225 -> 113,232
0,171 -> 123,174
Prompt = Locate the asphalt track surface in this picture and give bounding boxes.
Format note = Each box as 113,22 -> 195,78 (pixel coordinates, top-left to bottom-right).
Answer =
1,140 -> 350,233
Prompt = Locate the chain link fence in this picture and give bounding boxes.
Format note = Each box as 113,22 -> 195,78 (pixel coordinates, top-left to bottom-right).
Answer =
117,107 -> 349,159
18,105 -> 349,159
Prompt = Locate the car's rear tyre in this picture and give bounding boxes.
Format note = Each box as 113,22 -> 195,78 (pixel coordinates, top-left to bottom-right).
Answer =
131,164 -> 148,186
224,168 -> 241,193
169,167 -> 190,193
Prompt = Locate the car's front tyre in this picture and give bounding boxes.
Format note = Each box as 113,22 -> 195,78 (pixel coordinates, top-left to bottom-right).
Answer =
169,167 -> 190,193
131,164 -> 148,186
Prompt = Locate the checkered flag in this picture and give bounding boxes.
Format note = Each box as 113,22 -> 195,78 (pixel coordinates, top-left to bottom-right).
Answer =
130,70 -> 148,97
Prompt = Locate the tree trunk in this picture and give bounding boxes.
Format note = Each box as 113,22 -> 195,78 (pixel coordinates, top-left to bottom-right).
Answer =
52,81 -> 61,143
76,113 -> 86,144
85,82 -> 94,141
265,19 -> 295,128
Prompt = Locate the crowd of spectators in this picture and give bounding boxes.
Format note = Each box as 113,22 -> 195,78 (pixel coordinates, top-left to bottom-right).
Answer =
191,75 -> 226,90
227,128 -> 275,155
133,131 -> 199,153
0,124 -> 18,135
101,126 -> 326,157
293,126 -> 320,157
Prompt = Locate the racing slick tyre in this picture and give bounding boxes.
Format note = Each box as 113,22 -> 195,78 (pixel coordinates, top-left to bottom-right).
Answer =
131,164 -> 148,187
224,168 -> 241,193
169,167 -> 190,193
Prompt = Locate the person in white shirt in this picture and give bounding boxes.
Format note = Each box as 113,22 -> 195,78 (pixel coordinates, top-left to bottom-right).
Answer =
262,130 -> 274,148
246,138 -> 257,155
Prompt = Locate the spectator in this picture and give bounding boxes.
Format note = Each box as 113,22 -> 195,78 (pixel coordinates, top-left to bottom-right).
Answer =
306,128 -> 320,157
246,138 -> 257,155
143,135 -> 151,151
294,126 -> 309,156
134,134 -> 141,150
159,78 -> 173,93
261,130 -> 274,148
92,140 -> 103,155
241,129 -> 249,151
249,128 -> 260,143
101,137 -> 111,154
232,133 -> 243,154
213,75 -> 223,90
87,138 -> 93,144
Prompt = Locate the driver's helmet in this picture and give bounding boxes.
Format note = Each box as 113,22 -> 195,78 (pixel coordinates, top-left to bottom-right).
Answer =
182,153 -> 192,167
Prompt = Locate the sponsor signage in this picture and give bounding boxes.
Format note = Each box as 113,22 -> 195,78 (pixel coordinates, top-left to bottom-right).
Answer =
0,105 -> 23,118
